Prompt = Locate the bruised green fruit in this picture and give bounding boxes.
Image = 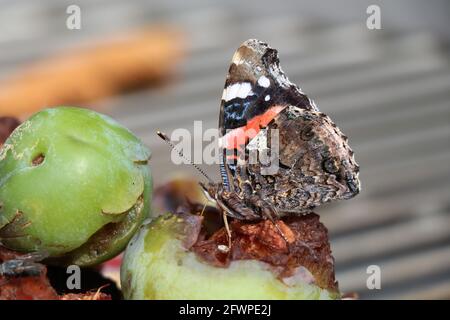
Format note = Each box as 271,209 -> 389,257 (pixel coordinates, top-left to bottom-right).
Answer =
0,107 -> 151,266
121,214 -> 339,300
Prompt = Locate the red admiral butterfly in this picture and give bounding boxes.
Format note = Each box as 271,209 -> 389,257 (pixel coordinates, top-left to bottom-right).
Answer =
201,39 -> 360,222
159,39 -> 360,224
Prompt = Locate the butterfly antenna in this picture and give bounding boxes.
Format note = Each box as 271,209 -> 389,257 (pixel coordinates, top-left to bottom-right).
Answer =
157,131 -> 214,184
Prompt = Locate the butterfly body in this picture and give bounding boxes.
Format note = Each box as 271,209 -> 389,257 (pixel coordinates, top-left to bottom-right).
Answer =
203,39 -> 360,221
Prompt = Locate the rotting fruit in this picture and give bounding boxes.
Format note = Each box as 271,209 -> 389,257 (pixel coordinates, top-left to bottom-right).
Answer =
121,179 -> 340,300
0,107 -> 151,266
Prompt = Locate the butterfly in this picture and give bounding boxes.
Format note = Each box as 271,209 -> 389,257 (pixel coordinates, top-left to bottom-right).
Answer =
199,39 -> 360,222
158,39 -> 360,226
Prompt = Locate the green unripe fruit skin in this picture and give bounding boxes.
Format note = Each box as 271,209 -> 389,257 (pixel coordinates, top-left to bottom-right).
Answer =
0,107 -> 151,266
121,214 -> 339,300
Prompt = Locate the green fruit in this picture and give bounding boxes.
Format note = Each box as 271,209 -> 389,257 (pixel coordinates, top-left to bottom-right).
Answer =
121,214 -> 339,300
0,107 -> 151,266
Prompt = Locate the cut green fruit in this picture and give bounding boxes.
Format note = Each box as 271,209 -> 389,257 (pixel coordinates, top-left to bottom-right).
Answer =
121,213 -> 339,300
0,107 -> 151,266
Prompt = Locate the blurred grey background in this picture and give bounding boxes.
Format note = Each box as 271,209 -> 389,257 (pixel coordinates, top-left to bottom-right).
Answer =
1,0 -> 449,299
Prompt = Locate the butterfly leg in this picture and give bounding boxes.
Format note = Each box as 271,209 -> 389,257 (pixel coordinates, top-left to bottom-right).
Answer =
215,196 -> 246,220
222,212 -> 232,251
263,207 -> 290,244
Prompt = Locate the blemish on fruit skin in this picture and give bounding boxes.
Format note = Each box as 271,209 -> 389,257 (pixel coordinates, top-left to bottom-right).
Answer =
32,153 -> 45,166
133,160 -> 148,165
0,136 -> 41,162
20,221 -> 32,229
0,144 -> 13,161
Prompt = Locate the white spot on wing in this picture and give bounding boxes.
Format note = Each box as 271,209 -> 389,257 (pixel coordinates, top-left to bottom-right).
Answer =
223,82 -> 254,102
236,82 -> 253,99
225,83 -> 239,101
258,76 -> 270,88
265,95 -> 270,101
221,89 -> 227,100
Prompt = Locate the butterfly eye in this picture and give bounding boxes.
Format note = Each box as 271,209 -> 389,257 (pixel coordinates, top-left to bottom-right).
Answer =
301,126 -> 314,141
323,158 -> 339,174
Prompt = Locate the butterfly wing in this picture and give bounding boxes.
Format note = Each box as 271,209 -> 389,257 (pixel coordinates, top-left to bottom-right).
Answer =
218,39 -> 317,190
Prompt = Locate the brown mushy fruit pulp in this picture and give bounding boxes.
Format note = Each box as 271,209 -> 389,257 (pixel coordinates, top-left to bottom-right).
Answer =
192,214 -> 338,292
154,180 -> 339,293
0,247 -> 112,300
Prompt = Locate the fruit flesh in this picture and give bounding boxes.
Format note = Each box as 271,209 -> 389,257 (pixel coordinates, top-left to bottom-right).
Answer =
0,107 -> 151,266
121,214 -> 339,300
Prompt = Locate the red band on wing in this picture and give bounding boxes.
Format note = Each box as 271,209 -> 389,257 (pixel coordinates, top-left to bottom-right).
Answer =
221,105 -> 285,151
